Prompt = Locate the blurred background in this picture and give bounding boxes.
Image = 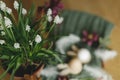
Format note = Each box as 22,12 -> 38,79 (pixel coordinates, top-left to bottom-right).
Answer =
2,0 -> 120,80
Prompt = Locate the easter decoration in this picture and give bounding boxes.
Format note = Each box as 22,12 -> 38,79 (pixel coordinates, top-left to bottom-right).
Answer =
41,10 -> 117,80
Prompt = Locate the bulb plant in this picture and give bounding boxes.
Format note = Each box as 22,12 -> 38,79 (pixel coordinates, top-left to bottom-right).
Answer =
0,0 -> 63,80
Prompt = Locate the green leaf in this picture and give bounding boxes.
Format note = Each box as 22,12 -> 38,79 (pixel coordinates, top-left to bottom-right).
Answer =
0,55 -> 9,60
0,62 -> 14,80
41,48 -> 63,63
27,4 -> 35,24
10,58 -> 21,80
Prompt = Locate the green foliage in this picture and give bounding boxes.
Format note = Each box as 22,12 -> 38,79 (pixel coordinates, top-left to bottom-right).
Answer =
0,1 -> 61,79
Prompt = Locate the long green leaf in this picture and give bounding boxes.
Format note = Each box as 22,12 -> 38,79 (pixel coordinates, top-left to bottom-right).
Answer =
10,58 -> 21,80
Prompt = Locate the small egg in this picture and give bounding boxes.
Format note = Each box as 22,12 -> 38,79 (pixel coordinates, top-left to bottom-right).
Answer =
78,48 -> 92,64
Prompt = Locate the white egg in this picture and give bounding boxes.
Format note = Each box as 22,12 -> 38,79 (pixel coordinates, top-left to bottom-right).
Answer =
78,48 -> 91,64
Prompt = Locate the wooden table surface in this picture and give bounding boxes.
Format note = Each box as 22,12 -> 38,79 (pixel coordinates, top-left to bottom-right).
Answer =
1,0 -> 120,80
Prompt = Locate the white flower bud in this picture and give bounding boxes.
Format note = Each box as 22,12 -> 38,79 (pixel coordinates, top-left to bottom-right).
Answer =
14,1 -> 19,10
54,15 -> 64,24
47,15 -> 53,22
4,17 -> 12,28
6,7 -> 12,14
47,8 -> 52,16
22,8 -> 27,15
0,1 -> 6,11
26,25 -> 31,32
0,40 -> 5,45
35,35 -> 42,43
14,43 -> 20,49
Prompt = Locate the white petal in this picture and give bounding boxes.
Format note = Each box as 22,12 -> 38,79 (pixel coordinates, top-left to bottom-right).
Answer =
4,17 -> 12,28
14,43 -> 20,49
54,15 -> 59,24
14,1 -> 19,10
0,1 -> 6,11
47,15 -> 53,22
0,40 -> 5,45
6,7 -> 12,14
26,25 -> 31,32
59,17 -> 64,23
47,8 -> 52,16
22,8 -> 27,15
35,35 -> 42,43
54,15 -> 63,24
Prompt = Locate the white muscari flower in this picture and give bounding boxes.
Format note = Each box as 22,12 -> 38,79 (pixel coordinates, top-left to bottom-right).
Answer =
47,8 -> 52,16
26,25 -> 31,32
35,35 -> 42,43
0,40 -> 5,45
14,1 -> 19,10
6,7 -> 12,14
14,43 -> 20,49
47,8 -> 53,22
22,8 -> 27,15
47,15 -> 53,22
1,31 -> 5,36
54,15 -> 64,24
4,17 -> 12,28
0,1 -> 6,11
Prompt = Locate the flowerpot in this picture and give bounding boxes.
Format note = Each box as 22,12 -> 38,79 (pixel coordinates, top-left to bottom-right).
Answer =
14,76 -> 42,80
2,63 -> 44,80
14,76 -> 24,80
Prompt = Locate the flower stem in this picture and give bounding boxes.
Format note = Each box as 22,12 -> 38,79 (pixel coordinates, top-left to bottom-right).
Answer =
10,28 -> 16,42
45,23 -> 56,38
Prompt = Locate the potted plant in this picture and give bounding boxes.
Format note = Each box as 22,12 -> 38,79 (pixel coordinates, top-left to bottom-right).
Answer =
0,0 -> 63,80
